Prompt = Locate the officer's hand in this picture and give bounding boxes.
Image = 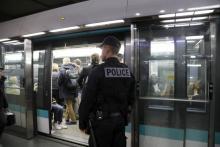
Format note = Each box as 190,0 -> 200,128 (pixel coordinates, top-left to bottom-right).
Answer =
80,128 -> 90,135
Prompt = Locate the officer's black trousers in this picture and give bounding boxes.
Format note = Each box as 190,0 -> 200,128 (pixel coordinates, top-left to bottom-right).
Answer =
89,116 -> 126,147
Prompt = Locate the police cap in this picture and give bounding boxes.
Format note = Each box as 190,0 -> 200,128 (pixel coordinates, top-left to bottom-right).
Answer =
99,36 -> 121,54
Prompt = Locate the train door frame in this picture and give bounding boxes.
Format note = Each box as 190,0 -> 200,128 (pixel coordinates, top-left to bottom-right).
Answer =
43,48 -> 53,135
33,46 -> 53,136
32,27 -> 134,146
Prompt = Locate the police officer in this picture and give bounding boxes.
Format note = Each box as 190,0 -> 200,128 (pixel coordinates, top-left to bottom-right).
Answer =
79,36 -> 135,147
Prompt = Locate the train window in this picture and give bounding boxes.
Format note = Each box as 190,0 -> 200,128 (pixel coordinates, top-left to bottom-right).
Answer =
186,36 -> 207,112
186,35 -> 205,55
150,38 -> 174,58
5,76 -> 21,95
4,52 -> 24,95
148,60 -> 175,98
4,52 -> 23,63
138,37 -> 175,110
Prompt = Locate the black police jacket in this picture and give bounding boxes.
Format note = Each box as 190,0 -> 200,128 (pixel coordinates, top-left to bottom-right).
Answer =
79,57 -> 135,130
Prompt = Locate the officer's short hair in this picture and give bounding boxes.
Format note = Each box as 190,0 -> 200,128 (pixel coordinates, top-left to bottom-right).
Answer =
99,36 -> 121,54
91,53 -> 100,64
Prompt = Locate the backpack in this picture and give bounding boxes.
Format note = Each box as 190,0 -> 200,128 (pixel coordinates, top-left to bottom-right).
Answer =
64,67 -> 79,91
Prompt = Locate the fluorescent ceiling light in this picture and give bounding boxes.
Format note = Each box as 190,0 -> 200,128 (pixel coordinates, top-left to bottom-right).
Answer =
176,12 -> 194,17
159,14 -> 175,18
175,23 -> 189,27
22,32 -> 45,37
190,56 -> 196,58
194,9 -> 214,15
190,22 -> 204,26
161,19 -> 175,23
49,26 -> 80,33
85,20 -> 124,27
0,38 -> 10,42
164,24 -> 175,28
176,18 -> 191,22
176,40 -> 185,43
211,35 -> 215,38
192,16 -> 208,21
160,10 -> 166,13
3,40 -> 24,45
186,35 -> 204,40
188,5 -> 220,11
187,40 -> 195,43
3,40 -> 19,44
151,40 -> 174,55
178,9 -> 184,12
135,13 -> 141,16
12,42 -> 24,45
187,64 -> 202,67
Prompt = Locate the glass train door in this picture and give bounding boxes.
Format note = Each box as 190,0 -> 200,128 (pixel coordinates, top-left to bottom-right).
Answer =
0,39 -> 34,138
132,21 -> 214,147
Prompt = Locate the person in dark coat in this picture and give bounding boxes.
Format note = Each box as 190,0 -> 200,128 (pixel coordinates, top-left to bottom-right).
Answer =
58,58 -> 77,125
0,67 -> 8,136
77,53 -> 100,90
79,36 -> 135,147
52,63 -> 63,105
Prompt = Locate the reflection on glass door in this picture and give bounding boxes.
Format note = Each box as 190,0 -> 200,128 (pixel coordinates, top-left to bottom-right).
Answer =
187,59 -> 207,112
136,22 -> 212,147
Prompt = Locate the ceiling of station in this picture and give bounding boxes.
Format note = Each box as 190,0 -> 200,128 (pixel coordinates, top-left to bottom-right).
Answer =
126,0 -> 220,18
0,0 -> 87,22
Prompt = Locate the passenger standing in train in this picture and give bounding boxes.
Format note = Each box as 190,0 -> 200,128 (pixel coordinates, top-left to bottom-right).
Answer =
52,63 -> 64,106
79,36 -> 135,147
58,58 -> 78,125
72,59 -> 82,119
0,67 -> 8,137
73,59 -> 82,74
51,63 -> 67,129
77,53 -> 100,90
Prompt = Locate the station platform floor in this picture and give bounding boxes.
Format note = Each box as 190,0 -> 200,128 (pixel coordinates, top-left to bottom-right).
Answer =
0,133 -> 84,147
